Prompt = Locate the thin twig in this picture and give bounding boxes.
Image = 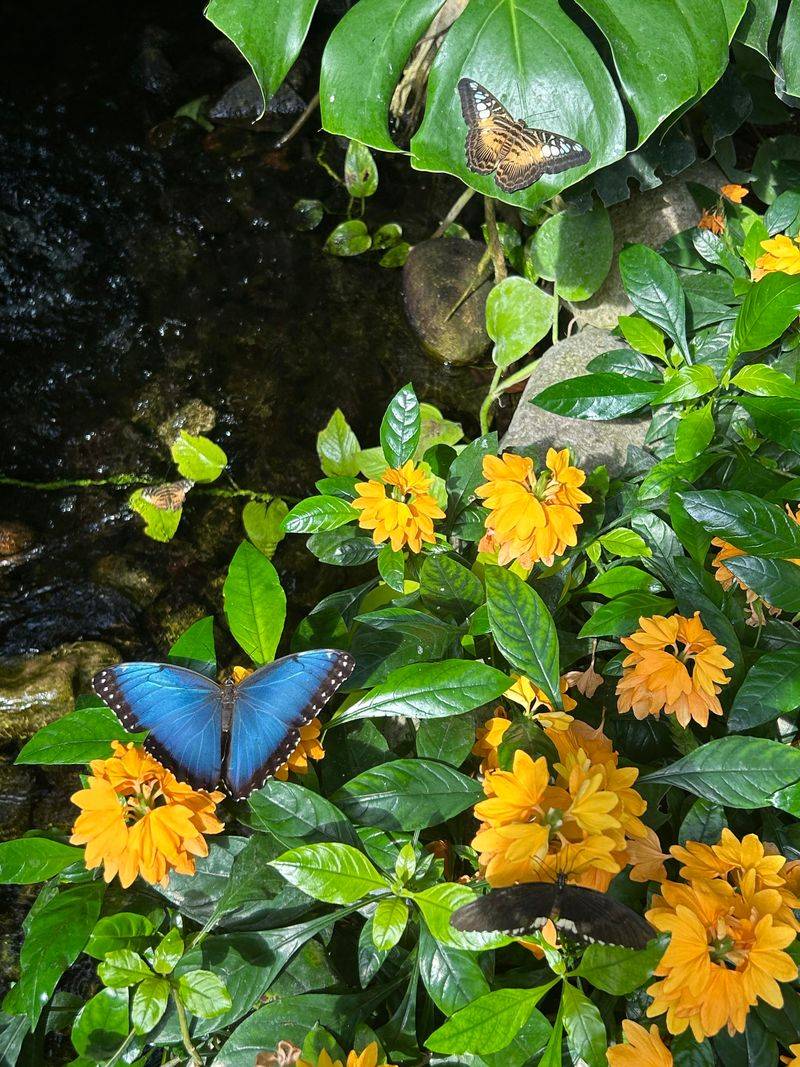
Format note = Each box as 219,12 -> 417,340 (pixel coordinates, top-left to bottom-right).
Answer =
274,91 -> 320,148
443,247 -> 492,322
431,186 -> 477,238
173,990 -> 202,1066
483,197 -> 507,283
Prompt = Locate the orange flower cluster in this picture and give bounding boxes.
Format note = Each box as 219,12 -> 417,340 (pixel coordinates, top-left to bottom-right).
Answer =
754,233 -> 800,280
646,830 -> 799,1040
257,1041 -> 394,1067
70,741 -> 224,887
607,1021 -> 672,1067
353,460 -> 444,553
476,450 -> 591,568
616,612 -> 733,728
471,720 -> 648,892
721,183 -> 748,203
698,209 -> 725,235
712,506 -> 800,623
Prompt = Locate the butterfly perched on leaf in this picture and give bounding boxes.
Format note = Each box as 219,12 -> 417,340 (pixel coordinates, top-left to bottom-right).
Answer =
457,78 -> 590,193
140,479 -> 193,512
451,876 -> 655,950
93,650 -> 354,799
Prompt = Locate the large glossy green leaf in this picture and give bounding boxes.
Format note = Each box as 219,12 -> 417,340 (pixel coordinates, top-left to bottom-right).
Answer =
527,201 -> 613,300
678,490 -> 800,557
205,0 -> 319,116
271,842 -> 391,904
729,648 -> 800,731
426,986 -> 552,1056
416,712 -> 476,767
419,554 -> 484,622
561,983 -> 606,1067
739,396 -> 800,453
725,556 -> 800,612
70,987 -> 129,1060
249,779 -> 359,847
578,592 -> 676,638
486,277 -> 552,369
530,373 -> 659,419
730,272 -> 800,356
223,541 -> 286,664
445,432 -> 497,530
168,615 -> 217,677
485,566 -> 560,708
380,383 -> 420,467
418,924 -> 490,1015
0,838 -> 83,884
333,759 -> 482,830
283,495 -> 357,534
330,659 -> 509,726
619,244 -> 688,356
576,941 -> 664,995
16,702 -> 144,765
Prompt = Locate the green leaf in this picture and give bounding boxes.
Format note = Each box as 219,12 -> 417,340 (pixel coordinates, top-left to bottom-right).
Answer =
617,315 -> 666,359
587,348 -> 660,379
380,383 -> 420,467
678,798 -> 727,846
419,554 -> 484,622
242,499 -> 288,559
170,430 -> 226,482
371,898 -> 408,951
332,759 -> 482,831
153,928 -> 184,975
16,702 -> 144,765
674,403 -> 715,462
132,975 -> 170,1035
486,277 -> 553,369
739,395 -> 800,452
732,363 -> 800,399
324,220 -> 371,257
349,607 -> 459,689
527,202 -> 613,301
129,488 -> 181,542
530,372 -> 658,419
585,566 -> 660,598
176,969 -> 232,1019
307,528 -> 380,567
223,541 -> 286,664
426,987 -> 551,1056
293,198 -> 324,231
70,987 -> 129,1060
0,838 -> 83,884
729,648 -> 800,730
344,141 -> 378,198
248,778 -> 358,847
377,545 -> 405,593
98,949 -> 152,988
418,923 -> 490,1015
598,528 -> 652,558
619,244 -> 688,356
85,913 -> 156,961
445,432 -> 497,528
485,566 -> 560,709
416,712 -> 476,767
205,0 -> 318,116
283,495 -> 357,534
169,615 -> 217,676
561,983 -> 606,1067
330,659 -> 509,727
678,490 -> 800,557
413,883 -> 509,952
576,940 -> 664,995
320,0 -> 443,152
317,409 -> 362,477
725,556 -> 800,611
271,842 -> 391,903
3,882 -> 104,1026
653,364 -> 717,404
578,592 -> 675,639
730,272 -> 800,356
642,736 -> 800,809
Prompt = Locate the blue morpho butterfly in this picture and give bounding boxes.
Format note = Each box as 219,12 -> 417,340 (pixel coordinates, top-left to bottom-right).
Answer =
92,650 -> 355,800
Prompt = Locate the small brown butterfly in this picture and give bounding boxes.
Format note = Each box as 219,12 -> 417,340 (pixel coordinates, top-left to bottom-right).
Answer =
140,479 -> 193,511
457,79 -> 590,193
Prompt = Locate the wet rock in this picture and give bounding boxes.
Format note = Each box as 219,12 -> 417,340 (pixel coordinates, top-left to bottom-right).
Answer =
148,601 -> 209,652
0,641 -> 119,741
569,160 -> 726,329
0,520 -> 36,557
402,238 -> 492,365
93,554 -> 165,607
132,42 -> 179,100
502,327 -> 649,473
156,399 -> 217,447
0,581 -> 138,656
209,76 -> 306,130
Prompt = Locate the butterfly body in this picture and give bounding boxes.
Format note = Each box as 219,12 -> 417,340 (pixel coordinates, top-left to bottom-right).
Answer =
140,480 -> 193,511
451,876 -> 654,950
457,79 -> 590,193
93,650 -> 354,800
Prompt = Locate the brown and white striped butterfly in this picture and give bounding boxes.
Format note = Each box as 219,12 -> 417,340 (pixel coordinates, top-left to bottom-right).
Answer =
140,479 -> 193,511
457,79 -> 590,193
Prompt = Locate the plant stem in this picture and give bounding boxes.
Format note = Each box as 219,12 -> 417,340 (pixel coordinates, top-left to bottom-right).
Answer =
274,90 -> 320,149
101,1030 -> 136,1067
483,197 -> 507,283
172,990 -> 202,1066
0,474 -> 284,502
479,366 -> 503,435
551,284 -> 560,344
443,247 -> 492,322
431,186 -> 476,238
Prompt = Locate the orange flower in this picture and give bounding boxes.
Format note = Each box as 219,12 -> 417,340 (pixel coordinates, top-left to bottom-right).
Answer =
256,1042 -> 302,1066
607,1020 -> 673,1067
754,233 -> 800,280
476,449 -> 591,567
783,1044 -> 800,1066
505,673 -> 576,730
70,741 -> 224,888
275,717 -> 325,780
646,874 -> 797,1039
721,183 -> 748,204
698,209 -> 725,235
628,826 -> 670,884
616,612 -> 733,728
472,709 -> 511,773
352,460 -> 444,553
297,1042 -> 395,1067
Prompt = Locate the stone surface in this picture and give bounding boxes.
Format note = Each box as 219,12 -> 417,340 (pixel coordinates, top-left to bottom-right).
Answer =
502,327 -> 649,473
570,160 -> 726,329
92,554 -> 165,607
0,641 -> 120,741
402,238 -> 492,365
156,398 -> 217,446
209,76 -> 305,127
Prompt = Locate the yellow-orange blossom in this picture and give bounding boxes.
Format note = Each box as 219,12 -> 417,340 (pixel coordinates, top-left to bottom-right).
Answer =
353,460 -> 444,553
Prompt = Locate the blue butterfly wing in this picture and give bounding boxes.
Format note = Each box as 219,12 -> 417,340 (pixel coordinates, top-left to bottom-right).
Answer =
226,650 -> 355,799
92,663 -> 223,792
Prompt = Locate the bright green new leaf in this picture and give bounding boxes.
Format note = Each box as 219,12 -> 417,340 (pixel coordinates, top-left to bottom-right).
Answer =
561,983 -> 606,1067
486,277 -> 552,369
585,566 -> 661,598
243,498 -> 289,559
527,201 -> 613,301
283,495 -> 357,534
732,364 -> 800,399
169,615 -> 217,677
426,986 -> 551,1056
0,838 -> 83,884
98,949 -> 152,988
85,913 -> 156,961
380,383 -> 420,467
176,969 -> 233,1019
129,489 -> 182,542
170,431 -> 226,483
223,541 -> 286,664
377,544 -> 405,593
132,976 -> 170,1035
70,987 -> 129,1060
598,528 -> 651,558
730,272 -> 800,356
317,409 -> 361,477
271,842 -> 391,904
15,703 -> 144,766
618,314 -> 666,359
371,898 -> 408,951
576,940 -> 664,995
674,402 -> 715,462
579,592 -> 675,638
153,927 -> 184,975
653,365 -> 717,404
